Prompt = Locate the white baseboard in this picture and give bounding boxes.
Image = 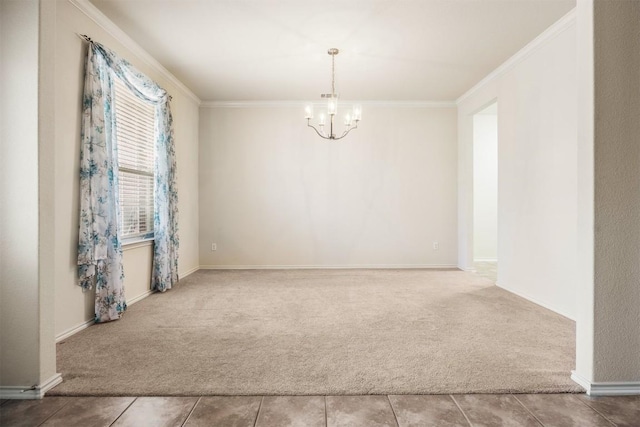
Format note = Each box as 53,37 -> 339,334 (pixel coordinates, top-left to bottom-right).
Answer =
496,282 -> 575,321
0,373 -> 63,399
55,318 -> 94,343
127,289 -> 155,306
55,268 -> 197,343
56,289 -> 156,343
199,264 -> 459,270
180,265 -> 199,278
571,371 -> 640,396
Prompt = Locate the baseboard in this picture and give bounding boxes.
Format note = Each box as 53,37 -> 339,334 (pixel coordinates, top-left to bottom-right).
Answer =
180,265 -> 199,278
55,319 -> 94,343
496,282 -> 575,321
0,373 -> 63,399
55,268 -> 197,343
56,289 -> 156,343
127,289 -> 155,306
199,264 -> 459,270
571,371 -> 640,396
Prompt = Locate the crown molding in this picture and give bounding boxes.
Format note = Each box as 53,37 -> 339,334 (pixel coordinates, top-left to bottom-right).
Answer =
456,7 -> 577,105
200,100 -> 457,108
68,0 -> 201,105
201,101 -> 304,108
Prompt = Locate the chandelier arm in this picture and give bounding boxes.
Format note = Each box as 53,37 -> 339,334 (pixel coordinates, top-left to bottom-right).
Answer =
307,121 -> 331,140
332,121 -> 359,141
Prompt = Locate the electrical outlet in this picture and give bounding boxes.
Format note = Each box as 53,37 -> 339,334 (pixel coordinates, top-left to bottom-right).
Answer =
211,243 -> 217,251
433,241 -> 439,250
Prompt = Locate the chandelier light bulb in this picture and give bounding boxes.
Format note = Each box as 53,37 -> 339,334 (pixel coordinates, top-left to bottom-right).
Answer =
304,104 -> 314,119
352,105 -> 362,121
344,114 -> 351,126
319,113 -> 326,126
328,99 -> 337,116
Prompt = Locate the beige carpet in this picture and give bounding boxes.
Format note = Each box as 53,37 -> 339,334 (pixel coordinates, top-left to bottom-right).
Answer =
51,269 -> 581,396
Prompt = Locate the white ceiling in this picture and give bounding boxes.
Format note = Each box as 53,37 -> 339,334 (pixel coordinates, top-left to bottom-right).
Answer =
89,0 -> 575,102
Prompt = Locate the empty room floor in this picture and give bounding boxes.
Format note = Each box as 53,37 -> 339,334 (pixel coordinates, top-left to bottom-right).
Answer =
2,394 -> 639,426
51,269 -> 579,396
4,269 -> 639,426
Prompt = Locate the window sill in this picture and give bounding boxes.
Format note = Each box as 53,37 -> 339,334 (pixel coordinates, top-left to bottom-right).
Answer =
122,237 -> 154,251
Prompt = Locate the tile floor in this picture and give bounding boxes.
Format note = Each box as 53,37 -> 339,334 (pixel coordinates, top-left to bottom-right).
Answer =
1,394 -> 638,427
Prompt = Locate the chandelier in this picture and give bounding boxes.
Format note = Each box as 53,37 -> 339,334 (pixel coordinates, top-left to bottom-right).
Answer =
305,48 -> 361,140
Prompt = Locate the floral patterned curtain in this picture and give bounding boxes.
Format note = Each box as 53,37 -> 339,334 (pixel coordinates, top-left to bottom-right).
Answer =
78,41 -> 179,323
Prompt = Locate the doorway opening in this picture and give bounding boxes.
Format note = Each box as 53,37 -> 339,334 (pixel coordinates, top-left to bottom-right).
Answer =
473,102 -> 498,282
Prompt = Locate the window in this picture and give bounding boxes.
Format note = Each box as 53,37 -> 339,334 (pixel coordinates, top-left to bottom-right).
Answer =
114,77 -> 155,241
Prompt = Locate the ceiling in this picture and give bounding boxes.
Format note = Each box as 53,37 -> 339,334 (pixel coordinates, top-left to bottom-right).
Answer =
89,0 -> 576,102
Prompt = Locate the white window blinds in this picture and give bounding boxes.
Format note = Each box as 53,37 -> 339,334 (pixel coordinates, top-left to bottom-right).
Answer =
114,77 -> 155,240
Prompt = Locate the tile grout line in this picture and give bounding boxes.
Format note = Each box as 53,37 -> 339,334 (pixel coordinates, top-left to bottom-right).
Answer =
36,397 -> 73,426
324,395 -> 328,427
253,396 -> 264,427
570,394 -> 618,426
386,395 -> 400,427
511,394 -> 545,427
180,396 -> 202,427
449,395 -> 474,427
109,396 -> 139,427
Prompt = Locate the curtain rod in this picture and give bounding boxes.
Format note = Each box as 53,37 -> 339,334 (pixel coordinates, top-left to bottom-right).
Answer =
77,33 -> 92,43
75,33 -> 173,101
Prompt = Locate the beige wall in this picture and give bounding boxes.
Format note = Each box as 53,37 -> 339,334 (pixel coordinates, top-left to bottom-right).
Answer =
574,0 -> 595,383
53,0 -> 200,338
0,0 -> 47,389
199,105 -> 458,268
458,15 -> 578,319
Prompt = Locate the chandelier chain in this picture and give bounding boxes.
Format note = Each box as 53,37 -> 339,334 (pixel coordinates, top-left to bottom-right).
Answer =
332,52 -> 336,96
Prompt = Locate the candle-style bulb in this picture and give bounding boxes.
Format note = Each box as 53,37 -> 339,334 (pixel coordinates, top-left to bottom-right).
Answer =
304,104 -> 314,119
327,99 -> 337,116
352,105 -> 362,121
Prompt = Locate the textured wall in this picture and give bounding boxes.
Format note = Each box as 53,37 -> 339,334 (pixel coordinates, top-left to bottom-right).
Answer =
591,0 -> 640,382
199,105 -> 458,268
